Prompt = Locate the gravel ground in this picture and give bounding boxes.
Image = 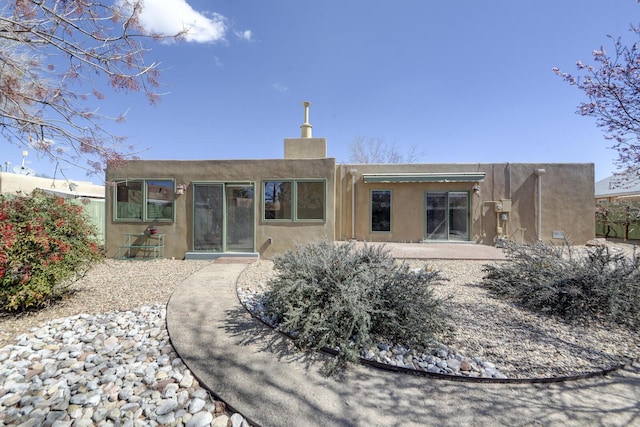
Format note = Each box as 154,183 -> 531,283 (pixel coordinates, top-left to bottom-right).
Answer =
237,258 -> 640,379
2,253 -> 639,380
0,259 -> 214,349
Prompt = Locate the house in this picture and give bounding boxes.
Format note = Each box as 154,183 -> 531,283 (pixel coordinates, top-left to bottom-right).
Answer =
104,102 -> 595,259
595,172 -> 640,203
0,170 -> 106,242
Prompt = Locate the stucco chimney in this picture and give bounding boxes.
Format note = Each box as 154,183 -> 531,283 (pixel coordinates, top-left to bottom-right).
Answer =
284,100 -> 326,159
300,101 -> 312,138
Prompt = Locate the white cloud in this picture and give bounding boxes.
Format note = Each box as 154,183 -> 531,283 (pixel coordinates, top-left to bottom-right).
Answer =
272,82 -> 288,93
236,30 -> 253,42
119,0 -> 228,43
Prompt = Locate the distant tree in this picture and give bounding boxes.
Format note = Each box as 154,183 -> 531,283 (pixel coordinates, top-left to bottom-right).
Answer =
553,17 -> 640,176
348,136 -> 425,164
0,1 -> 182,176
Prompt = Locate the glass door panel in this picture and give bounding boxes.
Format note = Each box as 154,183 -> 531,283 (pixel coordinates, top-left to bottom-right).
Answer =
426,193 -> 447,239
448,192 -> 469,241
193,184 -> 223,251
425,191 -> 469,241
225,185 -> 254,252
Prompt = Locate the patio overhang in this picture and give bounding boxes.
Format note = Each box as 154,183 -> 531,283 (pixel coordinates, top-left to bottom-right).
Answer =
362,172 -> 486,184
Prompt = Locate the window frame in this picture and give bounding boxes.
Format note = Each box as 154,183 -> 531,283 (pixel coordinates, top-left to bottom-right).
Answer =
263,180 -> 293,221
370,189 -> 392,233
113,179 -> 176,223
262,179 -> 326,223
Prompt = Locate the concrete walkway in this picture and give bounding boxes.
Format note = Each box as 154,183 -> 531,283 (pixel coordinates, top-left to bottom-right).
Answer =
166,244 -> 640,427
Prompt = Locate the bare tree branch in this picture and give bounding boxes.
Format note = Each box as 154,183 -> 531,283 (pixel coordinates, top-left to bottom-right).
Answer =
348,136 -> 425,164
554,19 -> 640,180
0,0 -> 182,176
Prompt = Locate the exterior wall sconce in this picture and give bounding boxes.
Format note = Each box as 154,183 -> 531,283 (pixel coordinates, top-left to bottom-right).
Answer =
175,183 -> 187,195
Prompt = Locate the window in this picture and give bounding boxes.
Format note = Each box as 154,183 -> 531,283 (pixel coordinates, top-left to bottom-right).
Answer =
263,179 -> 326,221
297,181 -> 325,220
116,181 -> 142,220
371,190 -> 391,232
264,181 -> 292,219
114,179 -> 174,221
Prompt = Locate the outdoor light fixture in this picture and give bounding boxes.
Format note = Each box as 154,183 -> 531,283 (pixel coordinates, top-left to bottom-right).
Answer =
175,183 -> 187,195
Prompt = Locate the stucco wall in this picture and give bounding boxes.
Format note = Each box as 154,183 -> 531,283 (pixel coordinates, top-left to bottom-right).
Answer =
335,163 -> 595,245
105,158 -> 336,259
105,160 -> 594,260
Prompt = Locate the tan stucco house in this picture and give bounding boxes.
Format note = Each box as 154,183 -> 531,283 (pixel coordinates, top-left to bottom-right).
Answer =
105,103 -> 595,260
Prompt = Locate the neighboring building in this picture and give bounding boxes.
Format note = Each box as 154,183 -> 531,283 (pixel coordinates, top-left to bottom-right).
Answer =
0,171 -> 104,199
595,172 -> 640,203
0,171 -> 106,242
104,103 -> 595,260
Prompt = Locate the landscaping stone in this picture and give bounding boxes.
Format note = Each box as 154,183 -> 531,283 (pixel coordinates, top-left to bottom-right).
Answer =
0,305 -> 250,426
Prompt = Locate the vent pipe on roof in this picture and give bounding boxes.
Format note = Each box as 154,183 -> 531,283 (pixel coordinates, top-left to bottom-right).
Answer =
300,101 -> 312,138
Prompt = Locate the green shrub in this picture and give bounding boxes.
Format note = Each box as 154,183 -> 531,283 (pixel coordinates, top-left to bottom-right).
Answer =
482,241 -> 640,326
0,191 -> 104,311
264,240 -> 451,369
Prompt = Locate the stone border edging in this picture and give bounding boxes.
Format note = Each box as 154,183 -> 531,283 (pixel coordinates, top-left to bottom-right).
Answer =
236,284 -> 637,385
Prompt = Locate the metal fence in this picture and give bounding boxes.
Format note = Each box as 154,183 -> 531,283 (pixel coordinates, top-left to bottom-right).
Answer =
595,202 -> 640,241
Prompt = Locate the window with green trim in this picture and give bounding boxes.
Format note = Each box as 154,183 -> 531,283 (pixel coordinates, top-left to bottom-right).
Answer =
264,181 -> 292,219
371,189 -> 391,232
263,179 -> 325,221
114,179 -> 174,221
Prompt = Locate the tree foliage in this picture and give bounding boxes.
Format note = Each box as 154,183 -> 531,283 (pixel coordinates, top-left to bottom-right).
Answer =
0,1 -> 180,175
553,13 -> 640,176
348,136 -> 425,164
0,190 -> 103,311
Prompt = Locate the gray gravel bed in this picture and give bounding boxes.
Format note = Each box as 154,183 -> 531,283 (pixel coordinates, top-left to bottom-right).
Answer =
237,259 -> 640,379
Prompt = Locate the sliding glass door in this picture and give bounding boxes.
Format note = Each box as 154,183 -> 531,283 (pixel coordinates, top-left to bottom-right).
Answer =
193,183 -> 254,252
425,191 -> 469,241
225,185 -> 254,252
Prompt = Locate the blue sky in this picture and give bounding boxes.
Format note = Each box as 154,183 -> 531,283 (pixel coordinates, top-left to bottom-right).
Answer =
3,0 -> 639,182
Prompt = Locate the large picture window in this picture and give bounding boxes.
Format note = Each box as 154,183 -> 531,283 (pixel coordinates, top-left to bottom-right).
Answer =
114,179 -> 174,222
263,179 -> 326,221
371,189 -> 391,232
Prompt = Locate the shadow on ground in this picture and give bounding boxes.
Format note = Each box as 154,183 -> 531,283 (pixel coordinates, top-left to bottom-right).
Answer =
167,263 -> 640,427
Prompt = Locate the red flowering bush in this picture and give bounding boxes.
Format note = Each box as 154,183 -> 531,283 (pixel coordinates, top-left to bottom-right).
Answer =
0,191 -> 104,311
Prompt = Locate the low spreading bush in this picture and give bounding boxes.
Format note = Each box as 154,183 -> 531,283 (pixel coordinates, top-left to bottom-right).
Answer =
263,240 -> 451,369
0,191 -> 104,311
482,241 -> 640,326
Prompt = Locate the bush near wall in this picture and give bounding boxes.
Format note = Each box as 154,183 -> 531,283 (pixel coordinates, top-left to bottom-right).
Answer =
0,191 -> 104,311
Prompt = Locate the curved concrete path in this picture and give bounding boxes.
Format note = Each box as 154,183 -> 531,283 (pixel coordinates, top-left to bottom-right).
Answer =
166,250 -> 640,427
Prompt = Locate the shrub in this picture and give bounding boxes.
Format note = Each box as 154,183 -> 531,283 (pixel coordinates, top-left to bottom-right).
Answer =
482,241 -> 640,326
263,240 -> 451,369
0,191 -> 104,311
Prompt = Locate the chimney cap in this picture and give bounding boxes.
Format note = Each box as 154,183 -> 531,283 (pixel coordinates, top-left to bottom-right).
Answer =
300,101 -> 312,138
